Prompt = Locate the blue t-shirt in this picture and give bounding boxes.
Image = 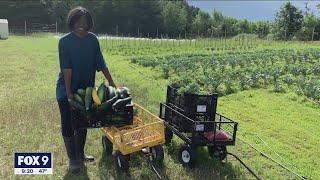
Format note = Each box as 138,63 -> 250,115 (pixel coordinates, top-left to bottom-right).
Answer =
56,32 -> 107,101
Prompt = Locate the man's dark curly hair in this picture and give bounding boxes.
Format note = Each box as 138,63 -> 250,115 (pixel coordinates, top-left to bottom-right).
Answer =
67,6 -> 93,31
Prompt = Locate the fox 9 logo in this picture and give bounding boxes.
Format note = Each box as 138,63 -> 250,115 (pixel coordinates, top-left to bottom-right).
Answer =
14,153 -> 52,174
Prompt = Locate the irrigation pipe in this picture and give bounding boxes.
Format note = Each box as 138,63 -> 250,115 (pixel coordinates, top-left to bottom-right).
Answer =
227,152 -> 261,180
237,136 -> 307,180
250,133 -> 301,173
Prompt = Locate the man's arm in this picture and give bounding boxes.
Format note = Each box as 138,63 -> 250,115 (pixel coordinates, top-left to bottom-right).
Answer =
102,68 -> 116,87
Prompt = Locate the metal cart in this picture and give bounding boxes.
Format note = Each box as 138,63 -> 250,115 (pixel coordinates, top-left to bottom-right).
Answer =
159,86 -> 238,167
101,103 -> 165,173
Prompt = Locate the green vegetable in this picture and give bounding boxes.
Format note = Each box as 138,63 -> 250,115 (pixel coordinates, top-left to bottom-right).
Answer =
73,93 -> 84,105
116,87 -> 131,99
121,87 -> 131,97
116,89 -> 124,99
112,97 -> 132,109
85,87 -> 93,111
107,86 -> 116,100
76,88 -> 86,97
96,96 -> 118,115
68,99 -> 85,111
97,83 -> 106,102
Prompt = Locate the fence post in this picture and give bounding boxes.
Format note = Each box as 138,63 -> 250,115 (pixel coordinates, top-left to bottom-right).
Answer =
156,27 -> 158,38
55,20 -> 58,34
312,27 -> 315,41
116,25 -> 118,36
224,28 -> 227,50
106,33 -> 108,51
211,30 -> 213,48
24,20 -> 27,36
121,33 -> 123,45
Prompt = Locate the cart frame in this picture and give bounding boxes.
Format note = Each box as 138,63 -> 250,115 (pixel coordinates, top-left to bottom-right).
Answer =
160,103 -> 238,146
100,103 -> 165,173
160,102 -> 238,167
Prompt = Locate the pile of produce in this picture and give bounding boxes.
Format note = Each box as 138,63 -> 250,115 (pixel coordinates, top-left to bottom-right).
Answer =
69,82 -> 132,118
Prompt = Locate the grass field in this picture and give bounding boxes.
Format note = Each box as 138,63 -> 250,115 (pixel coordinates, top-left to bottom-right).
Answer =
0,35 -> 319,179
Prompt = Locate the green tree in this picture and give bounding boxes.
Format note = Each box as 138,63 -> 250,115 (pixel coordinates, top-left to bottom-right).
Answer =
192,11 -> 211,36
255,21 -> 270,38
161,1 -> 187,36
236,19 -> 250,34
296,13 -> 320,40
184,2 -> 200,36
274,2 -> 303,40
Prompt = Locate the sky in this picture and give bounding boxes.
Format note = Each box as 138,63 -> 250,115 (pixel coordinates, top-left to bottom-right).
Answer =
187,1 -> 320,21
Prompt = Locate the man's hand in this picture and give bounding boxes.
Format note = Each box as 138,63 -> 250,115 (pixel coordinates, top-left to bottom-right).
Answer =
108,81 -> 116,88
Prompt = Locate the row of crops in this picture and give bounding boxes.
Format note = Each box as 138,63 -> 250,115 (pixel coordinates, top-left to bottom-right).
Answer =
100,37 -> 267,56
131,48 -> 320,103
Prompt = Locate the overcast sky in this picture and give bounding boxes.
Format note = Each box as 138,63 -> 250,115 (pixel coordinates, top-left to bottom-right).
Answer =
187,1 -> 320,21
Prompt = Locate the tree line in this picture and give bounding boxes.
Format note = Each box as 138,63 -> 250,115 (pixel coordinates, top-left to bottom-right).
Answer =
0,0 -> 319,40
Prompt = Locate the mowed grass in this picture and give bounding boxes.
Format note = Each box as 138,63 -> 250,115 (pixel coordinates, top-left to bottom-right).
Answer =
0,35 -> 319,180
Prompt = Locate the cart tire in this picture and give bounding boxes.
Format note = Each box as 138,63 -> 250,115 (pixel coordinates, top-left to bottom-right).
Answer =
102,136 -> 112,155
115,151 -> 129,173
151,145 -> 164,164
165,127 -> 173,145
179,144 -> 196,168
208,145 -> 227,161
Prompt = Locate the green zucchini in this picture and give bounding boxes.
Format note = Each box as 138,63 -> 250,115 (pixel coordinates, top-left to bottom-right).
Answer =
96,96 -> 118,115
68,99 -> 85,111
85,87 -> 93,111
112,97 -> 132,109
73,93 -> 84,105
97,83 -> 106,102
76,88 -> 86,97
116,89 -> 124,99
104,85 -> 110,101
107,86 -> 116,100
121,87 -> 131,97
115,87 -> 131,99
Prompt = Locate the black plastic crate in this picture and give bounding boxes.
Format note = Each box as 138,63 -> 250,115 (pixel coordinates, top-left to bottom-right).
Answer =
160,103 -> 238,145
71,104 -> 134,129
164,104 -> 193,132
166,85 -> 218,122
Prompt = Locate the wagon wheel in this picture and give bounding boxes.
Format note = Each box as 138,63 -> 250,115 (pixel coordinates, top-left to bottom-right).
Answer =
150,145 -> 164,165
101,136 -> 112,156
165,126 -> 173,145
208,145 -> 227,161
114,151 -> 130,173
179,144 -> 197,168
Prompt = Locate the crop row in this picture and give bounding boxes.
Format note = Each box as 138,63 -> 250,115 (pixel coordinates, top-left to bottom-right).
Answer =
131,48 -> 320,102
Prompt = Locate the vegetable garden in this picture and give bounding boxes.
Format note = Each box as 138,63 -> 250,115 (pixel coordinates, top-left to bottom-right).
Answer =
131,48 -> 320,104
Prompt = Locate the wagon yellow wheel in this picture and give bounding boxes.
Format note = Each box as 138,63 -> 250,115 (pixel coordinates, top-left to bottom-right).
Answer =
114,151 -> 129,173
102,136 -> 112,155
150,145 -> 164,165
